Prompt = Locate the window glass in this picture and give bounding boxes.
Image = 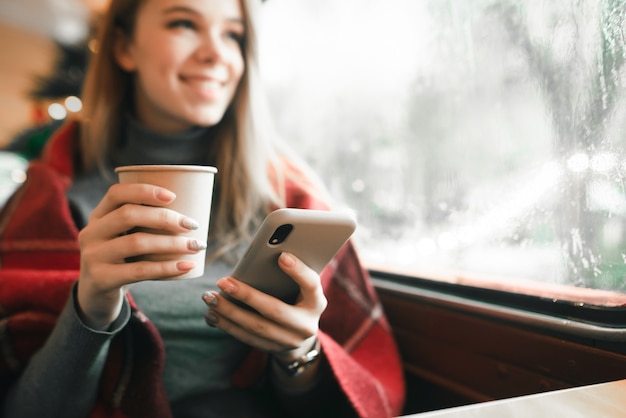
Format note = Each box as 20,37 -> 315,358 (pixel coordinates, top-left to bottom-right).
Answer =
261,0 -> 626,303
0,151 -> 27,207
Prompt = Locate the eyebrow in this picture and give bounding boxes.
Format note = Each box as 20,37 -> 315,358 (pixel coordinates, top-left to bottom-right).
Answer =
162,5 -> 245,25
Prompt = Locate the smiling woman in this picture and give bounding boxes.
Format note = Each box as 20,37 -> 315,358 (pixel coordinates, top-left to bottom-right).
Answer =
5,0 -> 626,417
0,1 -> 405,417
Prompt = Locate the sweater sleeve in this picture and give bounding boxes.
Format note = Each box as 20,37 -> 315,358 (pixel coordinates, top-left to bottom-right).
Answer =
1,284 -> 131,418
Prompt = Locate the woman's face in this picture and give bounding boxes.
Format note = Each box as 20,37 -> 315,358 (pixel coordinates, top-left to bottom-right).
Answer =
115,0 -> 246,133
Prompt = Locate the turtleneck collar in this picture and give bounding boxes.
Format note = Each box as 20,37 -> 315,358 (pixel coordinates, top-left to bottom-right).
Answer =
111,114 -> 215,167
66,115 -> 218,229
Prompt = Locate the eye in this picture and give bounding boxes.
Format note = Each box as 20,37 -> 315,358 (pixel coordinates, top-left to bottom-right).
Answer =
227,31 -> 243,42
226,31 -> 245,48
167,19 -> 197,30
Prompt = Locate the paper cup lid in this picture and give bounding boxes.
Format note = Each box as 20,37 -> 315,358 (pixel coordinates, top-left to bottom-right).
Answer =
115,165 -> 218,174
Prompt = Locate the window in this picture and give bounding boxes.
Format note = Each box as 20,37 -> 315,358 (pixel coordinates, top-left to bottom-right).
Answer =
0,152 -> 27,207
259,0 -> 626,306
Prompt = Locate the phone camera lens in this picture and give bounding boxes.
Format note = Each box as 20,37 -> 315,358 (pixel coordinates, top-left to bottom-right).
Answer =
269,224 -> 293,245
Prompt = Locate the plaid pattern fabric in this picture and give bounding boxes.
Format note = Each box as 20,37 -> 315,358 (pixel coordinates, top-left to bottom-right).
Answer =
0,121 -> 405,417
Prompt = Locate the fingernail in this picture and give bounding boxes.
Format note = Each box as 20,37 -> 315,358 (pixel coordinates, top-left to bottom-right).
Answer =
181,217 -> 199,230
280,252 -> 296,267
155,188 -> 176,202
188,239 -> 207,251
177,261 -> 195,271
202,291 -> 218,307
205,312 -> 218,325
218,277 -> 238,294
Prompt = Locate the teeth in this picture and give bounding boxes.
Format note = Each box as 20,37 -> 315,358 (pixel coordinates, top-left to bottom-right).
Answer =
187,79 -> 221,90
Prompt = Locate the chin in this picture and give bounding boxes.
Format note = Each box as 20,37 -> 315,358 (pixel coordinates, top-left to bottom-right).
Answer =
188,108 -> 230,127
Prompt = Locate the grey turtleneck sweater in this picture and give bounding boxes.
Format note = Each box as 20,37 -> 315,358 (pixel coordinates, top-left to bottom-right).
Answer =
3,117 -> 250,417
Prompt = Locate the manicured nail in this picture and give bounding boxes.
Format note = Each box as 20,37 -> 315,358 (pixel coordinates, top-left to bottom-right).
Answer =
205,312 -> 218,325
218,277 -> 238,294
280,252 -> 296,267
187,239 -> 207,251
202,291 -> 218,307
155,188 -> 176,202
177,261 -> 195,271
181,217 -> 199,230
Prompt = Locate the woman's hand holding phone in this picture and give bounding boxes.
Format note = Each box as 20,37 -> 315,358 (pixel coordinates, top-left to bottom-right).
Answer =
201,209 -> 356,382
202,251 -> 326,370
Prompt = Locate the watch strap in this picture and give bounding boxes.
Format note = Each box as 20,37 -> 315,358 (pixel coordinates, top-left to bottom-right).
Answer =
275,338 -> 321,377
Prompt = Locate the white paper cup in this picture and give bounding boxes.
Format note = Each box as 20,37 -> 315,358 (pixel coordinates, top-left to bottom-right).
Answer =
115,164 -> 217,279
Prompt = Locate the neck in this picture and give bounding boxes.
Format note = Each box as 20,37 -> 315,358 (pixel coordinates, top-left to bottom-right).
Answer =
111,115 -> 215,167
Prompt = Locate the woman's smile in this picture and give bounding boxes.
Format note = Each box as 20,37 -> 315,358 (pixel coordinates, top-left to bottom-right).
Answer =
181,74 -> 227,100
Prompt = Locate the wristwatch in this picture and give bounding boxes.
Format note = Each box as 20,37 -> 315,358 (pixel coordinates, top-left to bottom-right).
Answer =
275,338 -> 321,377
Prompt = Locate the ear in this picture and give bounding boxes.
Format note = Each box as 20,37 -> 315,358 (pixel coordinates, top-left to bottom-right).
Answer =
113,29 -> 137,72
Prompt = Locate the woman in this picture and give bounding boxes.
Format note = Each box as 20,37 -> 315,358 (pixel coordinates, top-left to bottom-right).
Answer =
0,0 -> 405,417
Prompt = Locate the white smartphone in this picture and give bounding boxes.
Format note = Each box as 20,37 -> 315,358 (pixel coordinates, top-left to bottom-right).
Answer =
228,208 -> 357,306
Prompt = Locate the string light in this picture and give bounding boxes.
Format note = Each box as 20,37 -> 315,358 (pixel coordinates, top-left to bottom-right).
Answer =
48,103 -> 67,120
65,96 -> 83,112
45,96 -> 83,121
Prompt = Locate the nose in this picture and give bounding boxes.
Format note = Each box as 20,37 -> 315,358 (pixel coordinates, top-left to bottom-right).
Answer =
196,30 -> 227,63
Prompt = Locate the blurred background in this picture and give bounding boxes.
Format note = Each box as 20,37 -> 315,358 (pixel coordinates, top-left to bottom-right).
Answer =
0,0 -> 101,148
